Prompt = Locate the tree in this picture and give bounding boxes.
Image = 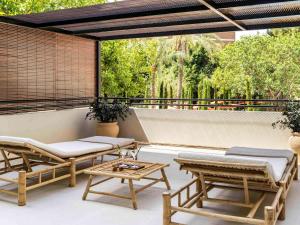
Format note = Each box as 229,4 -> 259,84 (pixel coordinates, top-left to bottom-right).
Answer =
0,0 -> 105,15
101,40 -> 150,97
185,43 -> 217,98
212,32 -> 300,100
172,36 -> 190,99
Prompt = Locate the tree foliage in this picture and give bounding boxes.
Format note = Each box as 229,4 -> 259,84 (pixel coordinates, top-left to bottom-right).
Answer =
212,30 -> 300,99
0,0 -> 105,15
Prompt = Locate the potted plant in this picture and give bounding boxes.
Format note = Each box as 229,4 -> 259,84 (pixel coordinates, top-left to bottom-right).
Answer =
86,99 -> 130,137
272,101 -> 300,153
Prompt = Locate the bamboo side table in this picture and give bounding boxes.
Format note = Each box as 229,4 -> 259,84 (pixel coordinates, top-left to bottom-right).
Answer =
82,158 -> 170,209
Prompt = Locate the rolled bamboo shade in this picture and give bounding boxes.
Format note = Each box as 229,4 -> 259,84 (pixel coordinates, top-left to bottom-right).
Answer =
0,23 -> 96,114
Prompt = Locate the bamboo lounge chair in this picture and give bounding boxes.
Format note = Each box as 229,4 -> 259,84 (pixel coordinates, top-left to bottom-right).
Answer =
163,147 -> 298,225
0,136 -> 138,206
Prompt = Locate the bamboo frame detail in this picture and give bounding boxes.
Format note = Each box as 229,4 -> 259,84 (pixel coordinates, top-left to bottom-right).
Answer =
0,142 -> 138,206
163,154 -> 298,225
82,158 -> 170,209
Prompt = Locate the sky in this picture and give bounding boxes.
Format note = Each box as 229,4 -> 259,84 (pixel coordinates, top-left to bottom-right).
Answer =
236,30 -> 268,40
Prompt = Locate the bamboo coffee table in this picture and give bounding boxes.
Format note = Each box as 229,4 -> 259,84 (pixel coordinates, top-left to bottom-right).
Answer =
82,158 -> 170,209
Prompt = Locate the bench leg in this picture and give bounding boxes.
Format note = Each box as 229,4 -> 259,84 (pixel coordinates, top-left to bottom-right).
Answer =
264,206 -> 275,225
279,201 -> 286,220
18,171 -> 26,206
196,178 -> 203,208
69,158 -> 76,187
163,192 -> 172,225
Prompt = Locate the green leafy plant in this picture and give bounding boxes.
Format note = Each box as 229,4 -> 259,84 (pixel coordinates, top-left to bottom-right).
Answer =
272,101 -> 300,133
86,99 -> 130,123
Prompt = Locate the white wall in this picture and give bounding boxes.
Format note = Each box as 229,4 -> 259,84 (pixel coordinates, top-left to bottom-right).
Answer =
0,107 -> 291,150
0,108 -> 96,143
119,109 -> 291,149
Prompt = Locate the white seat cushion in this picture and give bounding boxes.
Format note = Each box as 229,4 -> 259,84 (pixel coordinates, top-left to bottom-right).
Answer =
230,155 -> 288,182
227,147 -> 294,163
0,136 -> 135,158
48,141 -> 115,158
178,152 -> 288,182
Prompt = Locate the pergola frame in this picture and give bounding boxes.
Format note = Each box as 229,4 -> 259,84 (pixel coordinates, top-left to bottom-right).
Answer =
1,0 -> 300,41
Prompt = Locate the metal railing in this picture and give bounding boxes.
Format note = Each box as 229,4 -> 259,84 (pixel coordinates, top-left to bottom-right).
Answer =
97,97 -> 300,111
0,97 -> 298,115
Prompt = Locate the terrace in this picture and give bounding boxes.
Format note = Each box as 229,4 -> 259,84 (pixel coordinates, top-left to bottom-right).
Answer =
0,1 -> 300,225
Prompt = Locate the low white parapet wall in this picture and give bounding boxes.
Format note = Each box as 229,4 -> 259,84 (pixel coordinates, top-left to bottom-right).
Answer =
0,108 -> 291,150
119,108 -> 291,149
0,108 -> 96,143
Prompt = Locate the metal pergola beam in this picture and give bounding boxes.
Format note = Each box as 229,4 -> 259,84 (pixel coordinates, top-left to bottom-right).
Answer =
93,26 -> 239,41
196,0 -> 246,31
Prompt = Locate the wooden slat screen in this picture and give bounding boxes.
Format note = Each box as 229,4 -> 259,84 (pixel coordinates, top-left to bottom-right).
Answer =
0,23 -> 96,114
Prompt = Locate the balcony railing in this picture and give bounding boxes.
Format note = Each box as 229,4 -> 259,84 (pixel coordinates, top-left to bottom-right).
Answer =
0,97 -> 298,115
98,97 -> 299,112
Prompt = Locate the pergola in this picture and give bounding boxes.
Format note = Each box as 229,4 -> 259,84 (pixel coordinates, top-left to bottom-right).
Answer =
1,0 -> 300,41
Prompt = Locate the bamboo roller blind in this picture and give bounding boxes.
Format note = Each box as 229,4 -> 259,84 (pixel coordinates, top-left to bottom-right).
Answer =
0,22 -> 96,114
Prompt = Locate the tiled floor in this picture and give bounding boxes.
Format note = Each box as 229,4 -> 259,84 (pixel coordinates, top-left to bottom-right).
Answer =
0,145 -> 299,225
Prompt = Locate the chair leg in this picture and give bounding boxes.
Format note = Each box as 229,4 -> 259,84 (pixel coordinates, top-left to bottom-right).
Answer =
278,201 -> 286,220
264,206 -> 275,225
163,192 -> 172,225
69,158 -> 76,187
196,178 -> 203,208
18,171 -> 26,206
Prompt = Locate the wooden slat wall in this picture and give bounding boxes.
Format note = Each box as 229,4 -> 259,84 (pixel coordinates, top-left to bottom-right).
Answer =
0,22 -> 96,113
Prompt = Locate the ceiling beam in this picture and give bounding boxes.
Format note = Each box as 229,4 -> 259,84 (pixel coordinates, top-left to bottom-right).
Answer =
72,17 -> 223,35
84,26 -> 239,41
196,0 -> 246,31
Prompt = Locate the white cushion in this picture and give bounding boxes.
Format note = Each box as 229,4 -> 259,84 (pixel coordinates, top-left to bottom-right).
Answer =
178,152 -> 288,182
230,155 -> 288,182
227,147 -> 294,163
0,136 -> 60,153
48,141 -> 115,158
0,136 -> 135,158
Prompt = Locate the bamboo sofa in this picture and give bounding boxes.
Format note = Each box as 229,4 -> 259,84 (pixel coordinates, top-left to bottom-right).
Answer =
0,136 -> 138,206
163,147 -> 298,225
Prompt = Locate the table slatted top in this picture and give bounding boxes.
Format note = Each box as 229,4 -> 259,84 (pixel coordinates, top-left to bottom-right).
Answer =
84,159 -> 169,180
